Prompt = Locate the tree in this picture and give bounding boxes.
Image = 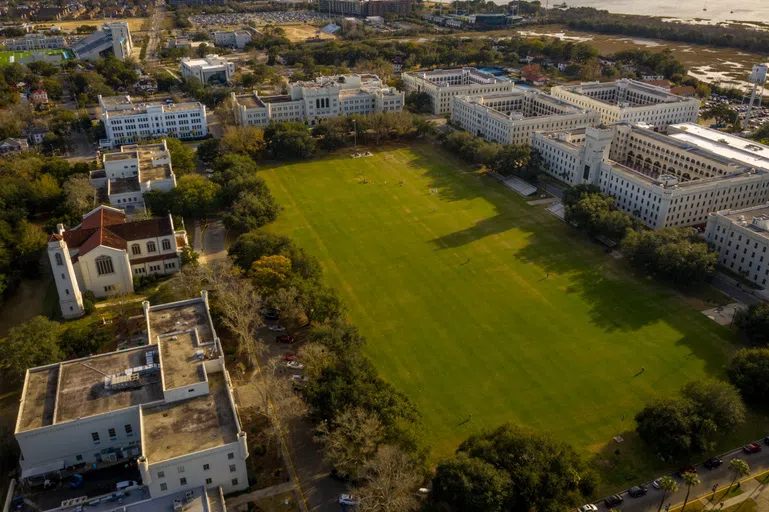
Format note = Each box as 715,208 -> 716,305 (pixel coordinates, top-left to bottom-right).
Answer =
680,472 -> 701,512
431,423 -> 598,512
733,303 -> 769,345
431,452 -> 512,512
623,227 -> 716,283
680,379 -> 745,431
566,193 -> 615,235
728,348 -> 769,403
223,191 -> 279,232
196,138 -> 222,166
0,316 -> 63,382
696,82 -> 712,99
726,459 -> 750,498
249,254 -> 292,291
353,445 -> 422,512
405,92 -> 432,114
635,398 -> 696,457
264,122 -> 316,159
492,144 -> 530,177
221,125 -> 266,159
174,175 -> 222,218
657,476 -> 678,512
702,103 -> 738,126
315,407 -> 385,481
62,174 -> 95,216
229,231 -> 294,270
163,137 -> 195,175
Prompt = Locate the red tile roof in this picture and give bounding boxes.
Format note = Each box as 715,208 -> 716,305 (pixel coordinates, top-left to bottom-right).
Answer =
81,207 -> 126,229
79,228 -> 127,256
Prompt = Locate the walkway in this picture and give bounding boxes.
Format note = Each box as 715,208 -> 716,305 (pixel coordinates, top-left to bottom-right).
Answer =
225,482 -> 297,508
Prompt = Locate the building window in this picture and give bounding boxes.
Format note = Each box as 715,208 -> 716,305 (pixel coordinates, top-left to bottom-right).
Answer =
203,464 -> 210,471
229,464 -> 236,472
76,455 -> 83,461
205,478 -> 212,485
178,465 -> 185,473
231,479 -> 239,486
180,478 -> 187,486
91,432 -> 100,443
147,241 -> 157,253
108,428 -> 116,439
227,452 -> 234,460
162,239 -> 171,251
125,424 -> 133,435
158,471 -> 165,479
55,253 -> 63,266
95,256 -> 115,276
160,483 -> 167,491
131,244 -> 141,256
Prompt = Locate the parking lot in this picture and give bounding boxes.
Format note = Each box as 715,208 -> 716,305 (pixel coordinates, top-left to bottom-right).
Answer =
189,11 -> 330,27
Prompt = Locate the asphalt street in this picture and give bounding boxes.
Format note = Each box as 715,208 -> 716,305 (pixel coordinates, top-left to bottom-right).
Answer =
594,442 -> 769,512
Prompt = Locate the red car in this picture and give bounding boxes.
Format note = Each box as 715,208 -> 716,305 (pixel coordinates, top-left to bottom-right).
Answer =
283,352 -> 296,361
277,335 -> 295,344
744,443 -> 762,454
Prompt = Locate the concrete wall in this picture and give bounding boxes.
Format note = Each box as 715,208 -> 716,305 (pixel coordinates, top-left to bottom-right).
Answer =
78,246 -> 134,298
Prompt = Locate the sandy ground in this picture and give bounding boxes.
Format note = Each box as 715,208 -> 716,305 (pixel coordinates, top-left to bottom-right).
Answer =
53,17 -> 148,33
279,24 -> 336,42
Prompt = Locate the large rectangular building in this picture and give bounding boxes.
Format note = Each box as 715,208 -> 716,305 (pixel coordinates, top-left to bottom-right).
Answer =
5,33 -> 65,51
180,55 -> 235,85
550,79 -> 699,128
70,21 -> 133,61
402,67 -> 516,115
532,123 -> 769,230
15,292 -> 249,498
99,95 -> 207,147
706,204 -> 769,288
319,0 -> 412,16
212,30 -> 251,49
232,73 -> 404,127
451,89 -> 600,146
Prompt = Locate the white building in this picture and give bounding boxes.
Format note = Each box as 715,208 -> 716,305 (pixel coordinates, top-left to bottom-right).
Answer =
451,89 -> 600,146
47,205 -> 188,318
212,30 -> 251,49
90,141 -> 177,212
550,79 -> 700,128
402,67 -> 516,115
99,95 -> 208,147
532,123 -> 769,230
5,33 -> 65,51
70,21 -> 133,61
706,204 -> 769,288
180,55 -> 235,85
14,292 -> 249,500
232,73 -> 404,127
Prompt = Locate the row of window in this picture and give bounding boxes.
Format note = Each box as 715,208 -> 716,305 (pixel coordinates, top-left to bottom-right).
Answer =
92,424 -> 133,444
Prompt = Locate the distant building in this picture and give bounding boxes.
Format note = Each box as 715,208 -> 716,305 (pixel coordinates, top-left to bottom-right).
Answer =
99,95 -> 208,147
0,137 -> 29,154
5,33 -> 65,51
180,55 -> 234,84
232,73 -> 403,127
166,37 -> 191,49
166,0 -> 225,5
47,205 -> 188,317
90,141 -> 177,212
28,127 -> 48,145
70,21 -> 133,61
402,67 -> 515,115
133,74 -> 158,94
706,204 -> 769,288
319,0 -> 412,16
670,85 -> 697,98
550,79 -> 700,128
451,89 -> 600,146
28,87 -> 48,105
212,30 -> 251,49
473,13 -> 511,27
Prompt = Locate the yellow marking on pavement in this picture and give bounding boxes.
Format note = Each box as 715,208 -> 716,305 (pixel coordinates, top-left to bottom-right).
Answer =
668,469 -> 769,511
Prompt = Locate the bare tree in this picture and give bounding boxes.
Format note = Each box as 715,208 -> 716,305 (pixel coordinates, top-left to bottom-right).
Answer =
268,286 -> 306,333
353,445 -> 423,512
315,408 -> 385,481
297,342 -> 336,380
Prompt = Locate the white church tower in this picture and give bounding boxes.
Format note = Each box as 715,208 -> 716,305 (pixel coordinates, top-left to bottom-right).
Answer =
47,226 -> 85,319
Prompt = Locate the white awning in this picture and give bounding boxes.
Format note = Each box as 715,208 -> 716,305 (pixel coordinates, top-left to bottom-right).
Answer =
21,460 -> 64,479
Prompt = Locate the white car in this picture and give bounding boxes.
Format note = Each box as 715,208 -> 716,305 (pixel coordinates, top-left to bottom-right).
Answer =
287,361 -> 304,370
291,375 -> 308,382
652,479 -> 661,490
268,325 -> 286,332
578,505 -> 598,512
339,494 -> 360,506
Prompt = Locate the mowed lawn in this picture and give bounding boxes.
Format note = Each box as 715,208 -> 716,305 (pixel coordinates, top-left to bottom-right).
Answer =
261,144 -> 737,459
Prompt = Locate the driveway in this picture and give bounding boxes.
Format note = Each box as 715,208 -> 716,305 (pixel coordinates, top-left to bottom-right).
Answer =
595,443 -> 769,512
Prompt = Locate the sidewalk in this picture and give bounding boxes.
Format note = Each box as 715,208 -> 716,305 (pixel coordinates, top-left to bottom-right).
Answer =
671,470 -> 769,512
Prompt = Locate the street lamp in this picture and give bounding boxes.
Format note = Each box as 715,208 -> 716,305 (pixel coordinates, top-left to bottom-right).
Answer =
352,119 -> 357,149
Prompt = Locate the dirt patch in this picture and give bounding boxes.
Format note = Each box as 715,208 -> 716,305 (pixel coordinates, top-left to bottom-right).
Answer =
280,24 -> 336,42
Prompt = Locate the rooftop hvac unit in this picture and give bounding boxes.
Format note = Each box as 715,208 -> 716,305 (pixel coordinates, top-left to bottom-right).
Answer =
104,373 -> 140,390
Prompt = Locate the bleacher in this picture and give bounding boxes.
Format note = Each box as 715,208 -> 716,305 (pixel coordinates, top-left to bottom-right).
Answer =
500,175 -> 537,197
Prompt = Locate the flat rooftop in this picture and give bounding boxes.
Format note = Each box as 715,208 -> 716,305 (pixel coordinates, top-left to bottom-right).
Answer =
159,332 -> 208,390
100,95 -> 133,108
18,367 -> 58,432
110,177 -> 141,194
559,80 -> 690,106
234,93 -> 265,109
106,101 -> 203,118
56,347 -> 164,424
720,204 -> 769,234
142,373 -> 237,462
149,301 -> 215,345
669,123 -> 769,172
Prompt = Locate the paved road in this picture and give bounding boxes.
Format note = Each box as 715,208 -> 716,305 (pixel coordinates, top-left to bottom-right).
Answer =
144,6 -> 166,63
595,443 -> 769,512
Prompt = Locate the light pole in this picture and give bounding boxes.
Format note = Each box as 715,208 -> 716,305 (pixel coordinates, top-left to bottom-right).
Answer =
352,119 -> 357,149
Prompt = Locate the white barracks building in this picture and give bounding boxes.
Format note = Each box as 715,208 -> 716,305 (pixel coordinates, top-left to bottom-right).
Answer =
232,74 -> 404,127
47,205 -> 188,318
15,292 -> 249,501
533,122 -> 769,229
402,67 -> 515,115
451,89 -> 600,146
550,79 -> 699,128
706,204 -> 769,288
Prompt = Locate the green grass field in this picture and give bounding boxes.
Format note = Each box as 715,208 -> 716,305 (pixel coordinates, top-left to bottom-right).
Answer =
0,49 -> 72,66
261,144 -> 746,482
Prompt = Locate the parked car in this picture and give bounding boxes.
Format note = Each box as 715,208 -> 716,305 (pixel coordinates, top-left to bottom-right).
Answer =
763,436 -> 769,446
629,485 -> 648,498
652,479 -> 661,490
744,443 -> 762,454
339,494 -> 360,506
704,457 -> 723,470
291,375 -> 308,382
286,360 -> 304,370
677,466 -> 697,478
268,325 -> 286,332
69,474 -> 84,489
116,480 -> 137,491
579,505 -> 598,512
276,335 -> 295,344
283,352 -> 296,361
604,495 -> 623,507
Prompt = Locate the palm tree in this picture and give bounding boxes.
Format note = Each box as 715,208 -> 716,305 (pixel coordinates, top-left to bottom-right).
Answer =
657,476 -> 679,512
680,472 -> 701,512
726,459 -> 751,498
